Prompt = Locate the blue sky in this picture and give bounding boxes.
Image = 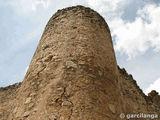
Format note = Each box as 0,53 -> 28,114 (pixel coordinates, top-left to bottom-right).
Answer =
0,0 -> 160,94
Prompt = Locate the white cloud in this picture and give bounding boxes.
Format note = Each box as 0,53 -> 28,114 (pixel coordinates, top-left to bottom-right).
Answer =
31,0 -> 50,11
109,17 -> 149,58
9,0 -> 50,15
86,0 -> 130,20
110,4 -> 160,58
145,78 -> 160,94
87,0 -> 128,12
138,4 -> 160,52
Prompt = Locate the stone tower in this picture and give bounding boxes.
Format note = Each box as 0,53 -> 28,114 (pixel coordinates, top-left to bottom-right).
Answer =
12,6 -> 123,119
0,5 -> 159,120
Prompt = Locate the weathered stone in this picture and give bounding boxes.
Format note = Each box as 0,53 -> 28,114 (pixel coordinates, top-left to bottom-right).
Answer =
59,116 -> 65,120
108,104 -> 116,114
30,92 -> 36,97
28,102 -> 35,109
24,97 -> 32,104
23,111 -> 30,117
32,107 -> 38,112
65,61 -> 77,69
49,113 -> 57,120
78,61 -> 86,65
0,5 -> 160,120
13,107 -> 17,114
62,101 -> 72,107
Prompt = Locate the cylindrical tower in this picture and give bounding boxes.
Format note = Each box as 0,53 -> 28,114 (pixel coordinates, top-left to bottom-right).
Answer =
12,6 -> 123,120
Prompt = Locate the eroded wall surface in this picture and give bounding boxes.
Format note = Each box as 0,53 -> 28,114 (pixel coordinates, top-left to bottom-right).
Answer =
0,6 -> 159,120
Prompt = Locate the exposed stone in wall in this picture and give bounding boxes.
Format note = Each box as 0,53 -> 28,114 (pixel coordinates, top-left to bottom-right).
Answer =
0,5 -> 159,120
147,90 -> 160,108
118,66 -> 160,115
0,83 -> 21,119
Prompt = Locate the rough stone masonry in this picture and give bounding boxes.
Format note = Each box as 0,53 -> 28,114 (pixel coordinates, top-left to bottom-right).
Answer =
0,5 -> 160,120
